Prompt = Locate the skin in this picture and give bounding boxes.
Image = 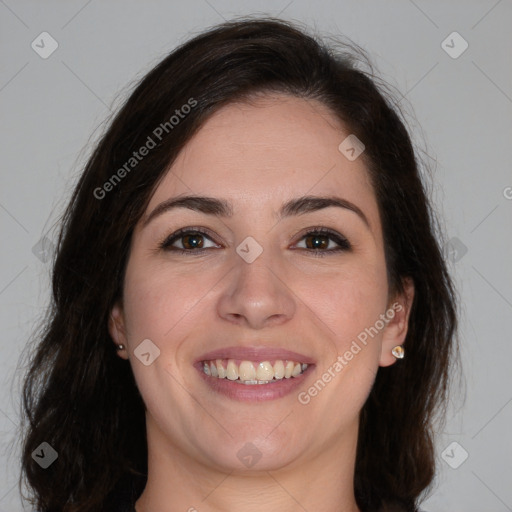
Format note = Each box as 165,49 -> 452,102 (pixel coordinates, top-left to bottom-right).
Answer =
109,93 -> 414,512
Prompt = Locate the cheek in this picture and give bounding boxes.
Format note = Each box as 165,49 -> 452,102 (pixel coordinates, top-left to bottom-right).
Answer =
120,261 -> 209,424
122,259 -> 215,341
304,271 -> 386,424
292,258 -> 389,347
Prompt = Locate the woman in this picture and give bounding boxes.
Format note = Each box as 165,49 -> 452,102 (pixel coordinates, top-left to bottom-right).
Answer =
20,17 -> 458,512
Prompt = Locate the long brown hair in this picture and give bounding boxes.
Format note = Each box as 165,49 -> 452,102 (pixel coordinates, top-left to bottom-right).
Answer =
19,17 -> 459,512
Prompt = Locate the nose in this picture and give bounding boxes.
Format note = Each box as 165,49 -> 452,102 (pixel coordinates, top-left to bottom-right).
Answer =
216,250 -> 296,329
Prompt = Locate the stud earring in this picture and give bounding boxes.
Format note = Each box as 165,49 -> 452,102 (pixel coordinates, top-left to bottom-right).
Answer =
117,344 -> 125,351
391,345 -> 404,359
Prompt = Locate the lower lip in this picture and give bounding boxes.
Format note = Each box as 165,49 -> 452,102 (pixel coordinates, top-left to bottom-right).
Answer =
195,364 -> 313,402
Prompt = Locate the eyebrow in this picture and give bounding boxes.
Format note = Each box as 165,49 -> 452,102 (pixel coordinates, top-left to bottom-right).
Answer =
142,194 -> 370,229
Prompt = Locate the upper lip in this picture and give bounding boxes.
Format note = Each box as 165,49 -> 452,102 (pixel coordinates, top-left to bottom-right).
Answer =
196,346 -> 316,365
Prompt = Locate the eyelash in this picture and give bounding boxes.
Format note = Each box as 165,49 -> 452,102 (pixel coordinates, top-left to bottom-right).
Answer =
159,226 -> 351,257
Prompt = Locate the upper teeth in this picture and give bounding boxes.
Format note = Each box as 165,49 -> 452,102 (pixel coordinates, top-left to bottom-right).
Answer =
202,359 -> 308,384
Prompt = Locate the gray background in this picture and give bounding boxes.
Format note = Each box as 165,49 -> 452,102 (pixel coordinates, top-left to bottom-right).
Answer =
1,1 -> 511,510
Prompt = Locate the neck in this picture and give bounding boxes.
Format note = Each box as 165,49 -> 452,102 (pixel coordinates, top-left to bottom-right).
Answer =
135,416 -> 361,512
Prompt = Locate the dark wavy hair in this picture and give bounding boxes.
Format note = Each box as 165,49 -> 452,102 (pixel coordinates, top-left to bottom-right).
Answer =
19,17 -> 459,512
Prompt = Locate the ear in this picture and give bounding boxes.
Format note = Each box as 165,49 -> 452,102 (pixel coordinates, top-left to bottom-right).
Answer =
379,278 -> 415,367
109,301 -> 129,360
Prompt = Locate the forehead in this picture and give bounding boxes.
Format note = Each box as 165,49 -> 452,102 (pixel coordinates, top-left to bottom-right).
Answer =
147,94 -> 378,229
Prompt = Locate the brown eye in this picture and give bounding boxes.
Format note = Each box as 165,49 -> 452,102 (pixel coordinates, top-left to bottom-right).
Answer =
304,234 -> 329,249
294,228 -> 351,254
181,233 -> 204,249
160,229 -> 219,252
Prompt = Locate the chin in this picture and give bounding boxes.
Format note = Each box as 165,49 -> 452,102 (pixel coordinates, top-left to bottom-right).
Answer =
197,427 -> 306,473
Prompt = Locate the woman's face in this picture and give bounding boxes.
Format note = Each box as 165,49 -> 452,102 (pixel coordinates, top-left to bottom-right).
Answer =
110,93 -> 411,473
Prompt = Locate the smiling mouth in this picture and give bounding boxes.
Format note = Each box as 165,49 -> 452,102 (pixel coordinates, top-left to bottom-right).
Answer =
201,359 -> 309,385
